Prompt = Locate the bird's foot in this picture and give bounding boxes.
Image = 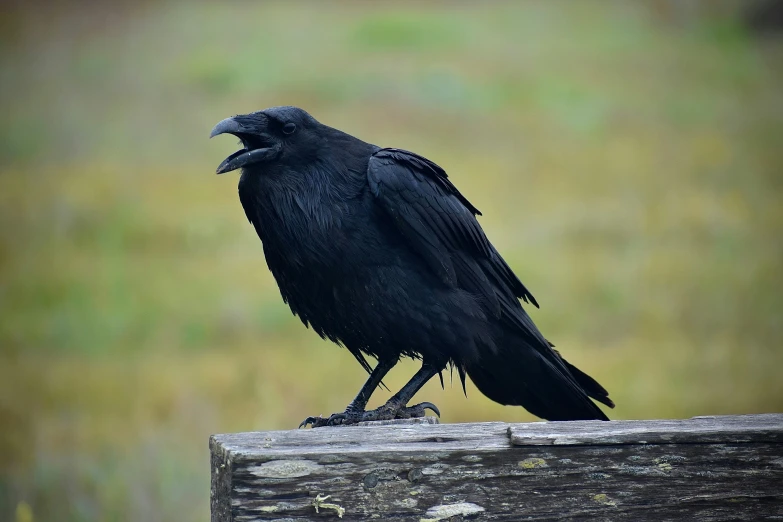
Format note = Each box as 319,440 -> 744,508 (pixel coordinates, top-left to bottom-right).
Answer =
360,401 -> 440,423
299,401 -> 440,428
298,409 -> 364,429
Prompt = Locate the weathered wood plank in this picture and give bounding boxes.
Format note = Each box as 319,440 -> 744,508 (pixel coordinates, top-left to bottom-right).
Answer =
509,413 -> 783,445
211,414 -> 783,521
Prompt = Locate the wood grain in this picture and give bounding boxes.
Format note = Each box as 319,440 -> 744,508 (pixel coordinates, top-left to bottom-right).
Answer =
211,414 -> 783,521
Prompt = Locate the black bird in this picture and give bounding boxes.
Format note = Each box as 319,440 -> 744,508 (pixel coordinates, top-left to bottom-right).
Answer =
211,106 -> 614,427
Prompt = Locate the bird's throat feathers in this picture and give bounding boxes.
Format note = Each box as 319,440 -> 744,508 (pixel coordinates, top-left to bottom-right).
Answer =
243,154 -> 363,216
238,142 -> 376,265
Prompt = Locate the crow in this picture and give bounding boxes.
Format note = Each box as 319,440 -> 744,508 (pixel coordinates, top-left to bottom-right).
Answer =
211,106 -> 614,427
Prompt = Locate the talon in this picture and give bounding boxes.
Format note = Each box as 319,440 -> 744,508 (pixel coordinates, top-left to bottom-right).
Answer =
327,413 -> 347,426
418,402 -> 440,417
299,415 -> 334,428
298,408 -> 367,428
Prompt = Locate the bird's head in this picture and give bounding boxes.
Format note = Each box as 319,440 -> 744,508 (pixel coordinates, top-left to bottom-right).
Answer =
210,106 -> 320,174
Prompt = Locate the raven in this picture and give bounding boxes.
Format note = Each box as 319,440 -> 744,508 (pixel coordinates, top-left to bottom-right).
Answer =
211,106 -> 614,427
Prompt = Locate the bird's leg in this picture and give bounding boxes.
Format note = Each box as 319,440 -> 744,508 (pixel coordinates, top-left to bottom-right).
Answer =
299,357 -> 396,428
359,362 -> 444,423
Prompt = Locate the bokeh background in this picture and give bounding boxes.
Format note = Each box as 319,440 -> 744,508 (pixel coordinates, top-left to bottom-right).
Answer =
1,1 -> 782,520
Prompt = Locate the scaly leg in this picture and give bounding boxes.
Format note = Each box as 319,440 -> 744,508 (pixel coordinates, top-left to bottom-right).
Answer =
359,362 -> 443,422
299,357 -> 396,428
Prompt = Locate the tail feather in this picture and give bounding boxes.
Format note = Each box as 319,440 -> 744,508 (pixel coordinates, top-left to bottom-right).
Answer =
466,339 -> 613,421
558,353 -> 615,408
548,342 -> 614,408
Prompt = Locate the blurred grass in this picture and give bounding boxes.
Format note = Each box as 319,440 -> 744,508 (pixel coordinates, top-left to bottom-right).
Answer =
1,1 -> 782,521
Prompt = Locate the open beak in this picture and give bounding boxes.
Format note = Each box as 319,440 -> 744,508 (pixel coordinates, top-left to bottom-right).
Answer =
210,116 -> 281,174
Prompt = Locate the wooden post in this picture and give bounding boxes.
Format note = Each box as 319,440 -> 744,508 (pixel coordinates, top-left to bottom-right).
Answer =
210,414 -> 783,521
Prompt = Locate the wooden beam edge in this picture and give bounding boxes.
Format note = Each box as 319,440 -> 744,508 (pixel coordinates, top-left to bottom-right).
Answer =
210,414 -> 783,462
509,413 -> 783,446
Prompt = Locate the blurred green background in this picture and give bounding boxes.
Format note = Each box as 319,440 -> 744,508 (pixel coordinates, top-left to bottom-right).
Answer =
1,1 -> 782,520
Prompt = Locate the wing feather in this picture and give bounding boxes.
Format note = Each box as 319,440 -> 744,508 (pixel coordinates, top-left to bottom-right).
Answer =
368,148 -> 539,338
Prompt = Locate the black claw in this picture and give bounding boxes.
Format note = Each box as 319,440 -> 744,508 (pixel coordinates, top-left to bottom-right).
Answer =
299,415 -> 332,428
418,401 -> 440,417
299,417 -> 315,429
400,401 -> 440,418
326,413 -> 348,426
298,410 -> 362,428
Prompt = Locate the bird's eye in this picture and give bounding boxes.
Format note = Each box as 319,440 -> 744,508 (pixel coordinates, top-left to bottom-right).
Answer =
282,122 -> 297,135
